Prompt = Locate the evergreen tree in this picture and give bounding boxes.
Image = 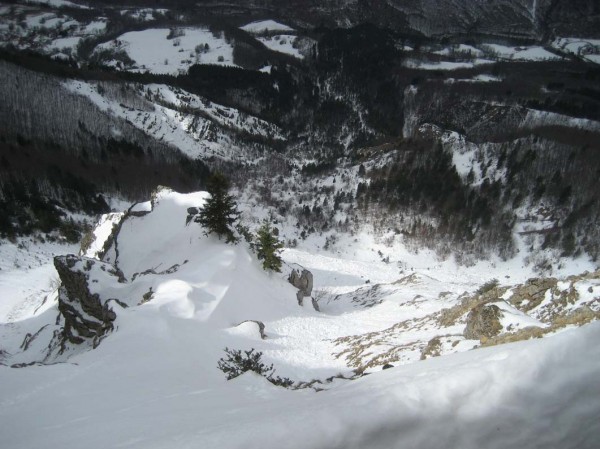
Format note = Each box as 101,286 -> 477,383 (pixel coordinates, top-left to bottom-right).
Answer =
197,172 -> 238,243
256,220 -> 284,272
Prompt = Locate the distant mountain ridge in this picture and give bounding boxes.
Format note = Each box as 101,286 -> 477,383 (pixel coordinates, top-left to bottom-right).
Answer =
109,0 -> 600,40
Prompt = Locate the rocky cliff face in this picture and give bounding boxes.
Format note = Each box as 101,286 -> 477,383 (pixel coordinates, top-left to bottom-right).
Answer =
54,255 -> 126,350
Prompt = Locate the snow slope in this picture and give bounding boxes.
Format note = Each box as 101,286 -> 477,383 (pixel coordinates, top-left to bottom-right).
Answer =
0,189 -> 599,448
63,80 -> 284,160
0,238 -> 78,324
1,310 -> 598,448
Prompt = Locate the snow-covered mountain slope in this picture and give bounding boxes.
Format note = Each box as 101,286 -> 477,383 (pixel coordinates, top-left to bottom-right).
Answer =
63,79 -> 284,160
0,4 -> 106,60
194,0 -> 600,40
1,187 -> 599,448
3,14 -> 600,265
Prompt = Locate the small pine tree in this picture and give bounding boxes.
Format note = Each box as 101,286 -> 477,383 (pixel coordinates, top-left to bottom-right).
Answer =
217,347 -> 273,380
217,347 -> 294,388
197,173 -> 239,243
256,220 -> 284,272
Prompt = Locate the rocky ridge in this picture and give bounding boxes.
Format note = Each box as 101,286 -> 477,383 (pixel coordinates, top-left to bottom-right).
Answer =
331,270 -> 599,372
53,255 -> 126,350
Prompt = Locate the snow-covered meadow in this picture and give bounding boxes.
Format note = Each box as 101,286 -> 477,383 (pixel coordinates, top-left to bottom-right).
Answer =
403,42 -> 564,72
94,28 -> 236,74
480,44 -> 561,61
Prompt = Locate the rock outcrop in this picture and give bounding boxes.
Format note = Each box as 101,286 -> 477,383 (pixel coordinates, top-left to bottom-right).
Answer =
237,320 -> 267,340
507,278 -> 558,312
186,207 -> 200,226
464,303 -> 503,340
289,268 -> 313,304
54,255 -> 126,349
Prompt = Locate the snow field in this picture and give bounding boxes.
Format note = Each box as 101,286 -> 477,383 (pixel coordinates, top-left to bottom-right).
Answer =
94,28 -> 236,75
481,44 -> 561,61
403,58 -> 494,71
257,35 -> 304,59
405,41 -> 563,73
1,314 -> 598,448
240,20 -> 295,34
433,44 -> 484,58
239,19 -> 308,59
0,6 -> 599,445
444,74 -> 503,84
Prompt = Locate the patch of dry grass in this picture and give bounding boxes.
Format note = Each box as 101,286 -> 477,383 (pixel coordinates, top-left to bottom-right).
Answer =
481,307 -> 599,347
332,316 -> 433,371
437,285 -> 509,327
420,337 -> 442,360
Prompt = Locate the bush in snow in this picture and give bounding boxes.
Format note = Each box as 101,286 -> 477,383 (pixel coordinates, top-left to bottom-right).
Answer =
476,278 -> 499,295
166,27 -> 185,40
217,347 -> 294,388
